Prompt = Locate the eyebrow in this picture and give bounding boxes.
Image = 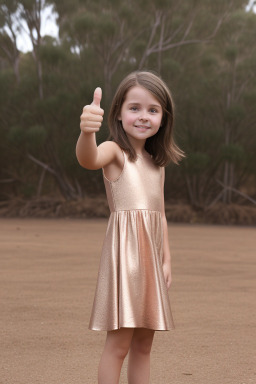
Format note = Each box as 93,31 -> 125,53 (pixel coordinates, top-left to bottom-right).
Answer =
127,102 -> 161,108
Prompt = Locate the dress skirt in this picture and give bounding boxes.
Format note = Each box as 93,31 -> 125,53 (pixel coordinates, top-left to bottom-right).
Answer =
89,209 -> 175,331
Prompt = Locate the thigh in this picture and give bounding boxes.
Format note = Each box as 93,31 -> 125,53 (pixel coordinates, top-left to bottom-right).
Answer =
104,328 -> 134,353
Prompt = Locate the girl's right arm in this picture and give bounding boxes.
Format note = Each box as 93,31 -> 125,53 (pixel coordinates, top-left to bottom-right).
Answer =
76,87 -> 120,170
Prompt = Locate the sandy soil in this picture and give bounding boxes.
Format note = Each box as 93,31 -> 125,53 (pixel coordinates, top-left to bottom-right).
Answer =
0,218 -> 255,384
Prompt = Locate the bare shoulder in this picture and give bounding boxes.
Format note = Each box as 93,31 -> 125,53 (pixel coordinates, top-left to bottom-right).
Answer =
96,141 -> 122,168
98,141 -> 123,159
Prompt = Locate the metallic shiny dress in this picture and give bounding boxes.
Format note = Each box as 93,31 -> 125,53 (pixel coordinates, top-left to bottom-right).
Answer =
89,149 -> 175,331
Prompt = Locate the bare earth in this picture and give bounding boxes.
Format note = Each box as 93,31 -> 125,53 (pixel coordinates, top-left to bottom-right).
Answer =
0,218 -> 255,384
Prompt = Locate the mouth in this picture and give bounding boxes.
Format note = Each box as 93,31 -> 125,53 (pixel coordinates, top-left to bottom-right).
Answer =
134,125 -> 150,130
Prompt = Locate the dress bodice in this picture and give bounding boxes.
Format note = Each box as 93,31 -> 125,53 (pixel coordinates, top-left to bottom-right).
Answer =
103,151 -> 162,213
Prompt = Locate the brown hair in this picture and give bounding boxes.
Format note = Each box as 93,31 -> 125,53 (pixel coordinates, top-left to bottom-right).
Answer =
108,71 -> 185,166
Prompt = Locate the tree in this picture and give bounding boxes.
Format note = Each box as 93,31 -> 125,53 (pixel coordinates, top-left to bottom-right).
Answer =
0,0 -> 20,82
210,10 -> 256,204
177,8 -> 256,207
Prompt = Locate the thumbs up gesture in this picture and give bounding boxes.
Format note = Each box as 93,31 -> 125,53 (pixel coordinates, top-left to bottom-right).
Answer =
80,88 -> 104,133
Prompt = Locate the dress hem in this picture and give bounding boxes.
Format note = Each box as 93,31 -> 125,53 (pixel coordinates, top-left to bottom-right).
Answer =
89,325 -> 175,332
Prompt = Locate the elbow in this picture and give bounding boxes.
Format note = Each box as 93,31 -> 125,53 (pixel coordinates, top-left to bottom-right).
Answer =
76,149 -> 87,169
75,151 -> 100,170
76,157 -> 99,170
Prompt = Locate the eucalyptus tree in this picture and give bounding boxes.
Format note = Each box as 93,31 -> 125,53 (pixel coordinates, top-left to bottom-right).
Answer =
0,0 -> 20,82
0,0 -> 51,98
0,1 -> 84,200
53,0 -> 140,103
177,8 -> 256,207
208,10 -> 256,204
18,0 -> 48,99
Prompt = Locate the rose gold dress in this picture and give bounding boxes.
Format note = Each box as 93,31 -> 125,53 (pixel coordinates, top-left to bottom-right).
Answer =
89,150 -> 175,331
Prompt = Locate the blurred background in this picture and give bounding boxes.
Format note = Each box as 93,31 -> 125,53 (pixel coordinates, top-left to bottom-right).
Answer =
0,0 -> 256,224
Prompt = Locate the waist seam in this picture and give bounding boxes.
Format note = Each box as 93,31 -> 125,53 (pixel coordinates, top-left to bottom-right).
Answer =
110,209 -> 162,213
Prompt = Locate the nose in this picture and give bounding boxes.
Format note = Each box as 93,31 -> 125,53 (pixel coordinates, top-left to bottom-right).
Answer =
139,110 -> 148,121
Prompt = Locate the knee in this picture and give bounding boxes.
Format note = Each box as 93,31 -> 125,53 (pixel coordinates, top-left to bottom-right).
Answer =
131,335 -> 154,355
114,344 -> 130,360
107,339 -> 130,361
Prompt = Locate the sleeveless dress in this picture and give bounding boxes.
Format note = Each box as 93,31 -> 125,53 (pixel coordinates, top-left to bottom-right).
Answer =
89,150 -> 175,331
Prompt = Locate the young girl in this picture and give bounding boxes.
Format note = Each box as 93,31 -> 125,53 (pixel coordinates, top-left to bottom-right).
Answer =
76,71 -> 184,384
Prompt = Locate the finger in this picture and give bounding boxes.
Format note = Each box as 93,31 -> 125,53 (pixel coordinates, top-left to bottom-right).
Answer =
81,127 -> 100,133
80,121 -> 102,129
81,113 -> 103,122
91,87 -> 102,107
83,105 -> 104,116
90,106 -> 104,116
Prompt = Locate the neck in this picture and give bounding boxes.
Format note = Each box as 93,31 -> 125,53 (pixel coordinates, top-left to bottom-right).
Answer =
127,135 -> 146,156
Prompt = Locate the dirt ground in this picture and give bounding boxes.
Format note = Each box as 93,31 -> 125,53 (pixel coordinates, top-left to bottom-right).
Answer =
0,218 -> 255,384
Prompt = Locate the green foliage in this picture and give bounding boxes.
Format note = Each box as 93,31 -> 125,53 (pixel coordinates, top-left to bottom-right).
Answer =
7,125 -> 26,145
26,125 -> 47,147
74,13 -> 94,32
224,105 -> 246,125
225,46 -> 238,63
220,144 -> 246,164
39,44 -> 67,65
183,152 -> 210,174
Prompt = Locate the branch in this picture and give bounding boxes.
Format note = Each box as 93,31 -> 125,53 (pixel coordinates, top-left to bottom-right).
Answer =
181,18 -> 194,41
149,38 -> 207,54
162,23 -> 184,47
216,179 -> 256,205
0,178 -> 16,183
235,77 -> 254,102
206,189 -> 225,209
148,10 -> 225,56
27,153 -> 56,175
139,10 -> 162,69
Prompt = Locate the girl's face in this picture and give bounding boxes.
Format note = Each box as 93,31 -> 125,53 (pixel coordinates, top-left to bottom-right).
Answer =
118,86 -> 163,143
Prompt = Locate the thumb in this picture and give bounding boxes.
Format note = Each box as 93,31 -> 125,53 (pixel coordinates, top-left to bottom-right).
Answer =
91,87 -> 102,107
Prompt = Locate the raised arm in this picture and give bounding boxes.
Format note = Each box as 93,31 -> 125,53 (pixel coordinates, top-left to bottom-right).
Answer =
76,88 -> 119,170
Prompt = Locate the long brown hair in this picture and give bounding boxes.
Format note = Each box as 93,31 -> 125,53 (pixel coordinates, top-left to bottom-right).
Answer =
108,71 -> 185,166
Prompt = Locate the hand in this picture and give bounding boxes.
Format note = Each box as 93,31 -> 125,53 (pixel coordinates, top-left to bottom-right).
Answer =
162,261 -> 172,289
80,87 -> 104,134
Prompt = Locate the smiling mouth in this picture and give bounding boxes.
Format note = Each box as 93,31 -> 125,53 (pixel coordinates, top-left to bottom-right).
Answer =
135,125 -> 150,129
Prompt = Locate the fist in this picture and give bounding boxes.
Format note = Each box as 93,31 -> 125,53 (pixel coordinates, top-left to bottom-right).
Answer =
80,87 -> 104,133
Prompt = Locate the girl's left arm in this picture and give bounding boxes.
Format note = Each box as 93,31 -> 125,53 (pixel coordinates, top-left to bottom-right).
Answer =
161,167 -> 172,289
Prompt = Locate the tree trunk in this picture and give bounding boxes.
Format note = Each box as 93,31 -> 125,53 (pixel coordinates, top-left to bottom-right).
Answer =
222,160 -> 229,203
157,14 -> 165,74
37,52 -> 44,100
228,163 -> 235,203
47,142 -> 79,200
14,53 -> 20,83
185,174 -> 196,206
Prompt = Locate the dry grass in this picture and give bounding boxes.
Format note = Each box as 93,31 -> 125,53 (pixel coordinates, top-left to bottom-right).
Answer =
204,203 -> 256,225
0,197 -> 256,225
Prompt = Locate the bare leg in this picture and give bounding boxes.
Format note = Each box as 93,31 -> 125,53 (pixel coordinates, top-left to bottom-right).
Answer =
98,328 -> 134,384
127,328 -> 155,384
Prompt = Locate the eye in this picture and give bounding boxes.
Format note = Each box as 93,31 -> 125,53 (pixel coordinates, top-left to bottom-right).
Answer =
130,106 -> 138,111
150,108 -> 158,113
